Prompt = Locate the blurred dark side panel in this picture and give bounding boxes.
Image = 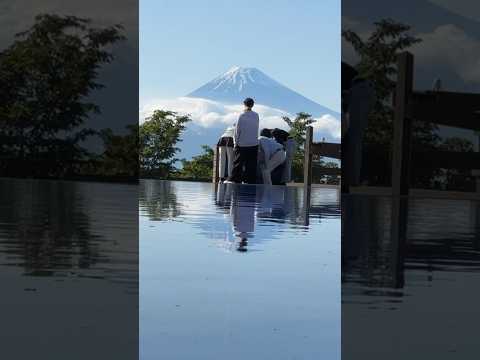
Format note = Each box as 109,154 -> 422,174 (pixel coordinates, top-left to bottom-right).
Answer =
0,1 -> 138,359
342,0 -> 480,358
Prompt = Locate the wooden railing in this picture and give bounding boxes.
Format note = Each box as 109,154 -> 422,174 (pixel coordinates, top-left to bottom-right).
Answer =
212,146 -> 220,183
303,126 -> 341,211
392,52 -> 480,196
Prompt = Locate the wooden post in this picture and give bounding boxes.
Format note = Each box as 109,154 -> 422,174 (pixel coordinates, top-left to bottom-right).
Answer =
303,126 -> 313,224
212,146 -> 219,183
392,52 -> 414,196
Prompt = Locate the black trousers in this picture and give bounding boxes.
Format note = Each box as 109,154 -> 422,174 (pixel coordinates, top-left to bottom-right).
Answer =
229,145 -> 258,184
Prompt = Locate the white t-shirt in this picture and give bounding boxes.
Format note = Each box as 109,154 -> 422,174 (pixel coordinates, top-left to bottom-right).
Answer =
234,110 -> 259,147
258,136 -> 284,161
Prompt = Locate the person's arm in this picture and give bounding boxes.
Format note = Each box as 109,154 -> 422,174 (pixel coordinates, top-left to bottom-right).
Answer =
234,117 -> 242,146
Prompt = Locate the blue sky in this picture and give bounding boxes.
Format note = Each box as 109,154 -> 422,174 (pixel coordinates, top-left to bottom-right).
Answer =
140,0 -> 341,112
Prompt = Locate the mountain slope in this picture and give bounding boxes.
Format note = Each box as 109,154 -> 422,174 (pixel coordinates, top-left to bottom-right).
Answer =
187,66 -> 339,118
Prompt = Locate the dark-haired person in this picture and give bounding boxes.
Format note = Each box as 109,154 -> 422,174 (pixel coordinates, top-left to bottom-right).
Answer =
225,98 -> 259,184
258,128 -> 286,185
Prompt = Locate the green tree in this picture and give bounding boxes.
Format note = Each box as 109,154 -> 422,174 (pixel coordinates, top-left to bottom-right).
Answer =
0,14 -> 124,177
98,125 -> 138,178
342,19 -> 435,147
139,110 -> 191,177
178,145 -> 214,181
283,112 -> 316,182
343,19 -> 446,187
282,112 -> 316,148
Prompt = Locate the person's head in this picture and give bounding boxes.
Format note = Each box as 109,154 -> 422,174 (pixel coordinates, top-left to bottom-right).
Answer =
260,128 -> 272,138
243,97 -> 254,109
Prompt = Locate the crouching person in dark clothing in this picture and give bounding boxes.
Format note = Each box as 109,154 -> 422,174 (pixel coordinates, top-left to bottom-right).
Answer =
225,98 -> 260,184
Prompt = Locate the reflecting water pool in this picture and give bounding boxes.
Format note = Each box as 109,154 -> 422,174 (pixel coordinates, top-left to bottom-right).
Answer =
140,180 -> 341,360
342,194 -> 480,360
0,178 -> 138,360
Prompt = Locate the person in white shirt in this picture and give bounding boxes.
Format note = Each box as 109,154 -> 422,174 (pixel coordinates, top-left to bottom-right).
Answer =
225,98 -> 260,184
217,125 -> 235,181
258,129 -> 286,185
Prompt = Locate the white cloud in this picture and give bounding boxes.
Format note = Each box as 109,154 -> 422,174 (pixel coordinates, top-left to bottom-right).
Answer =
412,24 -> 480,84
139,97 -> 341,141
312,114 -> 341,140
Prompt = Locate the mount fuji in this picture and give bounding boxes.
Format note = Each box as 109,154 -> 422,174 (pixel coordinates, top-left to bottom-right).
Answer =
187,66 -> 339,118
142,66 -> 340,161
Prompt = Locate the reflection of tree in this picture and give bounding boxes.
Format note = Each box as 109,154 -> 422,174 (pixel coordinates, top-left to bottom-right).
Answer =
139,180 -> 182,220
0,180 -> 102,276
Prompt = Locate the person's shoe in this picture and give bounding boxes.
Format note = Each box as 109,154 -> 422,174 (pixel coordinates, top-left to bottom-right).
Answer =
223,180 -> 235,184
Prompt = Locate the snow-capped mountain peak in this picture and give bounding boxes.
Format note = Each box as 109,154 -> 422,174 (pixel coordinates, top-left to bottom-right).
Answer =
209,66 -> 277,92
187,66 -> 339,119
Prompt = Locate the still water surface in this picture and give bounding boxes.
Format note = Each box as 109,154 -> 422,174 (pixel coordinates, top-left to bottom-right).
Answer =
0,178 -> 138,359
342,194 -> 480,359
140,180 -> 341,360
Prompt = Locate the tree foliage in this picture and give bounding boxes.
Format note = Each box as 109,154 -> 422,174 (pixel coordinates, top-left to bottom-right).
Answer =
342,19 -> 434,146
139,110 -> 191,177
0,14 -> 124,177
98,125 -> 138,177
282,112 -> 316,182
282,112 -> 316,148
178,145 -> 214,181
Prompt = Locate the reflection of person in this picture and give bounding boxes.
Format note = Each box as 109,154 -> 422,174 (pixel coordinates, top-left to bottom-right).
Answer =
258,129 -> 286,185
215,182 -> 233,208
236,238 -> 248,252
225,98 -> 259,184
217,125 -> 235,181
230,186 -> 257,252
